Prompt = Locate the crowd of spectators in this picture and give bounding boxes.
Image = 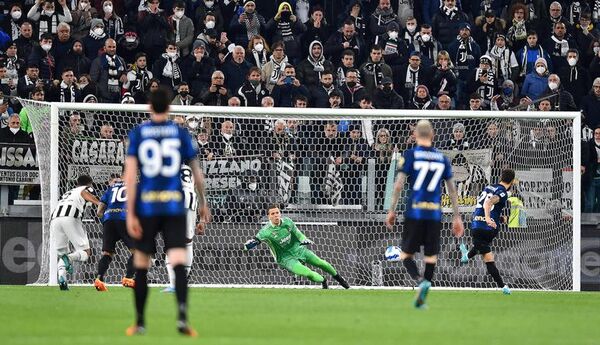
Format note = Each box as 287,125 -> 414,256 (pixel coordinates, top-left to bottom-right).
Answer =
0,0 -> 596,210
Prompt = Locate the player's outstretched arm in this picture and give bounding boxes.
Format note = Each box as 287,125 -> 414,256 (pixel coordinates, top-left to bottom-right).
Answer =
81,189 -> 101,206
244,238 -> 261,250
189,159 -> 210,235
97,202 -> 107,219
124,156 -> 142,239
385,172 -> 406,229
445,177 -> 464,237
483,195 -> 501,229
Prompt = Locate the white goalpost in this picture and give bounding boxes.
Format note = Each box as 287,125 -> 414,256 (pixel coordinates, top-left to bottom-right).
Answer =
21,100 -> 581,291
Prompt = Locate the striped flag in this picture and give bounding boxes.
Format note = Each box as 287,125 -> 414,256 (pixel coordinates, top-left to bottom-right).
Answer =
325,157 -> 342,206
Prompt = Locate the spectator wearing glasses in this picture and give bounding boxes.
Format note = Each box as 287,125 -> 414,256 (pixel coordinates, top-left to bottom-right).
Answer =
505,3 -> 531,53
262,41 -> 288,92
537,1 -> 572,42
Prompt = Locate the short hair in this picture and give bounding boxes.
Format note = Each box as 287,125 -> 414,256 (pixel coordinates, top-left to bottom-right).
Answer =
284,64 -> 295,70
359,95 -> 372,103
247,66 -> 261,77
165,41 -> 177,49
30,86 -> 45,98
420,24 -> 432,30
178,81 -> 189,88
135,52 -> 147,60
342,49 -> 355,58
294,95 -> 308,104
40,32 -> 53,41
343,19 -> 355,27
346,68 -> 359,75
527,30 -> 537,37
149,86 -> 172,114
173,0 -> 185,8
62,67 -> 74,75
371,44 -> 383,52
415,120 -> 433,139
267,204 -> 280,213
77,175 -> 93,186
57,22 -> 70,31
271,41 -> 285,50
500,169 -> 516,184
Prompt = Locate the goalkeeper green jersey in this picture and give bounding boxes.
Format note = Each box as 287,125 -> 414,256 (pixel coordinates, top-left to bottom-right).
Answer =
255,217 -> 307,263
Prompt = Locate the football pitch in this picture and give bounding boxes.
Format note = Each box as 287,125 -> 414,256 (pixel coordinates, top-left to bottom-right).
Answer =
1,286 -> 598,345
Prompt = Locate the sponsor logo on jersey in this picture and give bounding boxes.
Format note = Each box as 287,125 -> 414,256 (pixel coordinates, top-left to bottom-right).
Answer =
412,201 -> 440,210
140,190 -> 182,203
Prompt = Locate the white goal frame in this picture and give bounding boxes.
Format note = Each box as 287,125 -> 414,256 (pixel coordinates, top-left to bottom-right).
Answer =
41,102 -> 581,291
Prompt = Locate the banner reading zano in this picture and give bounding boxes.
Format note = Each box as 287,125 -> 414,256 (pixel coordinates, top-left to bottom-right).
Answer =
0,143 -> 39,185
67,139 -> 124,183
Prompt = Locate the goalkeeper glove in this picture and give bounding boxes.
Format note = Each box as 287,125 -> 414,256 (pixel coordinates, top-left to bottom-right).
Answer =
300,239 -> 313,246
244,238 -> 261,250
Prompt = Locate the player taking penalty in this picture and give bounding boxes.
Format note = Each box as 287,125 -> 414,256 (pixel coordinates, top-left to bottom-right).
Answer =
244,205 -> 350,289
460,169 -> 516,295
385,120 -> 464,308
124,87 -> 210,336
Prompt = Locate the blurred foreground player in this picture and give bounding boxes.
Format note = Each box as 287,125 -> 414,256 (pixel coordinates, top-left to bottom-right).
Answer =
124,87 -> 210,336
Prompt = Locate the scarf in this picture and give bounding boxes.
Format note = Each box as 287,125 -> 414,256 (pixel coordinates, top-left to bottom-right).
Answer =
89,28 -> 107,40
594,0 -> 600,22
4,56 -> 18,79
443,5 -> 458,20
568,2 -> 582,25
277,20 -> 294,41
161,53 -> 182,86
412,93 -> 431,109
403,29 -> 417,46
268,55 -> 288,85
414,35 -> 438,62
308,43 -> 325,76
569,66 -> 579,82
130,66 -> 151,94
550,35 -> 570,56
104,16 -> 123,40
221,134 -> 235,156
455,36 -> 473,68
509,19 -> 527,42
244,13 -> 261,41
38,13 -> 58,38
488,46 -> 512,81
172,17 -> 181,42
405,66 -> 419,92
104,54 -> 122,92
10,20 -> 20,40
251,49 -> 268,69
23,75 -> 35,88
60,81 -> 76,102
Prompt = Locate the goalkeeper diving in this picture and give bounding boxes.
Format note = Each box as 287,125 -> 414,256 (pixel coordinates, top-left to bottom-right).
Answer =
244,204 -> 350,289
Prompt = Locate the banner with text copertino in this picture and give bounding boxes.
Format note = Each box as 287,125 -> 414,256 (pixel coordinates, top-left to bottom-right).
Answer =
0,143 -> 39,184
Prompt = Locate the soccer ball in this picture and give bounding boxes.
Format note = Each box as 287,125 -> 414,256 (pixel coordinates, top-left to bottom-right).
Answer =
385,246 -> 401,261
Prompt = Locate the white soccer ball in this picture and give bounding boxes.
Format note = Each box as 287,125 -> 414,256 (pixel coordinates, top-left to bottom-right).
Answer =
385,246 -> 402,261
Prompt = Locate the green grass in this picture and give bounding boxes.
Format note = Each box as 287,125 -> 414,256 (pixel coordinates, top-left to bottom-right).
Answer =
0,286 -> 598,345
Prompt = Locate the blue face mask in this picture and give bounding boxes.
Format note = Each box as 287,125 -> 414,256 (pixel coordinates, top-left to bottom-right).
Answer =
503,87 -> 513,96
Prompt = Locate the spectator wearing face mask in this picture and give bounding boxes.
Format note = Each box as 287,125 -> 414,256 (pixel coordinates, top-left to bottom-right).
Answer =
246,35 -> 270,69
378,21 -> 408,67
490,79 -> 520,110
401,16 -> 419,47
83,19 -> 108,60
237,66 -> 269,107
168,1 -> 194,57
372,77 -> 404,109
152,42 -> 184,90
521,57 -> 549,101
171,82 -> 194,105
101,0 -> 124,41
27,33 -> 56,81
71,0 -> 98,41
180,40 -> 215,98
117,31 -> 142,64
194,0 -> 225,34
541,73 -> 577,111
558,49 -> 590,107
412,24 -> 442,67
2,4 -> 26,41
27,0 -> 72,39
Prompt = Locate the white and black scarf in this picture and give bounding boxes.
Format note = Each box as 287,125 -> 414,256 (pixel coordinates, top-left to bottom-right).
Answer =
89,28 -> 107,40
38,13 -> 58,38
10,20 -> 20,40
105,54 -> 122,93
568,2 -> 582,25
60,81 -> 76,102
488,46 -> 512,81
414,35 -> 439,62
277,20 -> 294,42
568,66 -> 579,82
594,0 -> 600,22
268,55 -> 288,85
244,13 -> 261,41
251,49 -> 268,69
550,35 -> 570,56
509,19 -> 527,42
443,5 -> 458,20
161,53 -> 182,85
130,67 -> 151,94
455,36 -> 474,68
405,66 -> 419,91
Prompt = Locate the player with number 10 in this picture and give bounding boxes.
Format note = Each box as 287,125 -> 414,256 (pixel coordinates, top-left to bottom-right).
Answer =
385,120 -> 464,308
123,87 -> 210,336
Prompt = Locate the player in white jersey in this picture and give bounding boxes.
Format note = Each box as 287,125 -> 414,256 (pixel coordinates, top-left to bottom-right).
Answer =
163,164 -> 199,293
50,175 -> 101,290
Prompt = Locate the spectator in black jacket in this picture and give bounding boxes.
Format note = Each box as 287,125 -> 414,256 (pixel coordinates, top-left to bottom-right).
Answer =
542,74 -> 577,111
431,0 -> 469,48
237,66 -> 269,106
325,19 -> 366,66
152,41 -> 183,90
372,76 -> 404,109
124,53 -> 153,103
296,40 -> 333,88
0,114 -> 32,204
581,78 -> 600,129
14,22 -> 35,61
200,70 -> 230,106
271,64 -> 309,107
369,0 -> 401,46
310,71 -> 339,108
28,33 -> 56,81
137,0 -> 170,65
339,68 -> 367,107
82,18 -> 107,60
63,40 -> 91,77
229,0 -> 266,49
17,64 -> 43,99
583,126 -> 600,212
301,6 -> 330,54
221,45 -> 253,94
558,49 -> 590,107
181,40 -> 215,98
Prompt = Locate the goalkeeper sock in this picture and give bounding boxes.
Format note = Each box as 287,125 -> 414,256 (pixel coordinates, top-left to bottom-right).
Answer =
97,254 -> 112,281
68,250 -> 89,262
333,274 -> 350,289
424,263 -> 435,282
485,261 -> 505,288
125,255 -> 135,279
468,248 -> 478,259
402,258 -> 421,280
134,269 -> 148,327
173,264 -> 188,323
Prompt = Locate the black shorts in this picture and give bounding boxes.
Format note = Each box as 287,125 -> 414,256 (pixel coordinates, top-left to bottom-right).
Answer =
102,220 -> 134,253
471,228 -> 499,255
401,218 -> 442,256
135,215 -> 187,254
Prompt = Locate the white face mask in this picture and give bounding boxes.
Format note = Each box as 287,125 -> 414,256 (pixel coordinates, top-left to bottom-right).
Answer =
125,36 -> 136,43
174,10 -> 184,19
80,2 -> 88,10
103,5 -> 113,13
41,43 -> 52,52
595,47 -> 600,54
223,133 -> 233,140
11,10 -> 22,20
388,31 -> 398,40
421,33 -> 431,42
79,82 -> 88,89
535,66 -> 546,74
406,24 -> 417,32
548,82 -> 559,90
205,20 -> 215,29
567,57 -> 577,66
167,51 -> 177,58
9,128 -> 19,134
254,43 -> 264,52
44,10 -> 55,16
248,182 -> 258,191
93,27 -> 104,36
205,0 -> 214,7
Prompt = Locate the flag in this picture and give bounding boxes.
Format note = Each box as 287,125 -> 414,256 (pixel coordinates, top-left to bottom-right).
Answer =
325,157 -> 342,206
384,152 -> 398,211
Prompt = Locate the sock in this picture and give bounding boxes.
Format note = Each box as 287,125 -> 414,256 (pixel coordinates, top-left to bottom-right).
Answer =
485,261 -> 505,288
134,269 -> 148,327
166,257 -> 176,289
173,264 -> 188,322
468,248 -> 478,259
424,263 -> 435,282
57,258 -> 66,279
185,243 -> 193,277
402,258 -> 421,280
125,255 -> 135,279
96,254 -> 112,281
68,250 -> 89,262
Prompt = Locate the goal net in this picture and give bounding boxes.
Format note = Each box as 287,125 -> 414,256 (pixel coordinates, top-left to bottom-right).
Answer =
21,100 -> 581,290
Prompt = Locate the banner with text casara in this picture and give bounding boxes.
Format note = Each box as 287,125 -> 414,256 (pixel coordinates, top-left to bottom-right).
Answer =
67,139 -> 125,184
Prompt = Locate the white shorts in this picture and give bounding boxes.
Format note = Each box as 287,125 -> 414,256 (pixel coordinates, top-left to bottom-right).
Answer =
186,209 -> 197,240
50,217 -> 90,255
